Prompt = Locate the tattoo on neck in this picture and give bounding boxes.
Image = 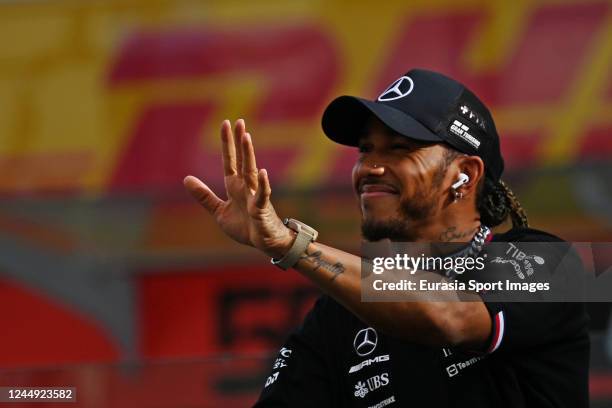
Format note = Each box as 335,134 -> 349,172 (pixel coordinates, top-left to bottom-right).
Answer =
439,226 -> 477,242
300,249 -> 345,281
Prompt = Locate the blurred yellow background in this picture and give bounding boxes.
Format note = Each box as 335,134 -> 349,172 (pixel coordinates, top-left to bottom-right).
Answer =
0,0 -> 611,406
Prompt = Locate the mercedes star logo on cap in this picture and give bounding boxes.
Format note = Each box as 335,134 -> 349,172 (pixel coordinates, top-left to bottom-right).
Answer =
353,327 -> 378,356
377,76 -> 414,101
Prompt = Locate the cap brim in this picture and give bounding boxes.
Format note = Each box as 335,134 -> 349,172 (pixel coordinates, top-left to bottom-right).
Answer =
321,96 -> 443,146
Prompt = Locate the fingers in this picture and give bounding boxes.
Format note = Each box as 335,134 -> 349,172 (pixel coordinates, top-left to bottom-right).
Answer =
183,175 -> 224,214
242,132 -> 258,192
234,119 -> 245,175
219,118 -> 257,194
221,120 -> 237,176
255,169 -> 272,209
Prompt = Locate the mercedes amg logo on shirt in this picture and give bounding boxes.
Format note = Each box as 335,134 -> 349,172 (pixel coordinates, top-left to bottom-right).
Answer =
377,76 -> 414,101
354,327 -> 378,356
349,354 -> 390,374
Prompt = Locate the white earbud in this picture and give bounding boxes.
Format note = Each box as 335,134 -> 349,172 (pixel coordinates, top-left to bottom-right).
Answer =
451,173 -> 469,190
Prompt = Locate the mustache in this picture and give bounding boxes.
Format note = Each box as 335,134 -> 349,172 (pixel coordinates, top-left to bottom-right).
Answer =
357,177 -> 399,194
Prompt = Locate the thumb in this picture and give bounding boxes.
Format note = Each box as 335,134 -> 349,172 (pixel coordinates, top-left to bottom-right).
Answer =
184,175 -> 223,214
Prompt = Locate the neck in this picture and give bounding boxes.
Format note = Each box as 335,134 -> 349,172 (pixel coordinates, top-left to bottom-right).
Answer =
414,213 -> 481,243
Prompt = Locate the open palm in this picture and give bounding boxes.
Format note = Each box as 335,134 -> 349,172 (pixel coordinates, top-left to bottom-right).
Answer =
184,119 -> 292,258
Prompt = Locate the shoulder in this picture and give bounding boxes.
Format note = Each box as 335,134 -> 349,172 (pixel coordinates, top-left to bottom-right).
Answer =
306,294 -> 349,322
492,227 -> 573,264
296,294 -> 363,349
492,227 -> 565,243
307,295 -> 364,330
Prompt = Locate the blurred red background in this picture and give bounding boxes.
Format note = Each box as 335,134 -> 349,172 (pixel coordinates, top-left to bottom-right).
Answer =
0,0 -> 611,406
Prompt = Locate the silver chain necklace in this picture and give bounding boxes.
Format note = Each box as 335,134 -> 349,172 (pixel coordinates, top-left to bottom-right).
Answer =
444,225 -> 491,280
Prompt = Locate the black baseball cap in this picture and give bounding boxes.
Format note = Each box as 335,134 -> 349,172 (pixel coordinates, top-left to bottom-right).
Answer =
321,69 -> 504,181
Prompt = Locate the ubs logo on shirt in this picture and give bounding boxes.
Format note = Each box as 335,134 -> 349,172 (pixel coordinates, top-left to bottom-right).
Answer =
353,373 -> 390,398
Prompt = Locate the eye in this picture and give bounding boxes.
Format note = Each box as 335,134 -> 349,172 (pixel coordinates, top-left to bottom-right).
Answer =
391,144 -> 410,150
358,144 -> 372,153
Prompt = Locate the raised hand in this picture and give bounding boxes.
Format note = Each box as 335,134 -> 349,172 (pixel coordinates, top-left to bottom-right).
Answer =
183,119 -> 294,258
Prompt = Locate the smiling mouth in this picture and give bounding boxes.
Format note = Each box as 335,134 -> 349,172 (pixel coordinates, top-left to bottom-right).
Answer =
359,183 -> 399,198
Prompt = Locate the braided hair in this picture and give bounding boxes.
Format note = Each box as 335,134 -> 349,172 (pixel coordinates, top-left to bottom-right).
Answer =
443,147 -> 529,229
476,177 -> 529,229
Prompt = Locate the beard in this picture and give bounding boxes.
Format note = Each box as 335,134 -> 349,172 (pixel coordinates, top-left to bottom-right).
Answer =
361,159 -> 448,242
360,190 -> 438,241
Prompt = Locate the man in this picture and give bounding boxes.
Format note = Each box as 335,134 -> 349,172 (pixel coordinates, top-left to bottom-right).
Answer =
184,69 -> 589,407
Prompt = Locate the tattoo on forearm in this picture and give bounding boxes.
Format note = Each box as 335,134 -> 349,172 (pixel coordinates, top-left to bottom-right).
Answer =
300,249 -> 346,281
439,226 -> 477,242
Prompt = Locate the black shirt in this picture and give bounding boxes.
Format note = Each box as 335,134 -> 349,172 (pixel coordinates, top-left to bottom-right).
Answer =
254,228 -> 590,407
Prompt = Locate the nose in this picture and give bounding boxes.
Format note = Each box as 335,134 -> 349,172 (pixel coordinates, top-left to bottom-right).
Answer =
357,160 -> 385,177
353,159 -> 385,193
369,163 -> 385,176
352,148 -> 389,193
